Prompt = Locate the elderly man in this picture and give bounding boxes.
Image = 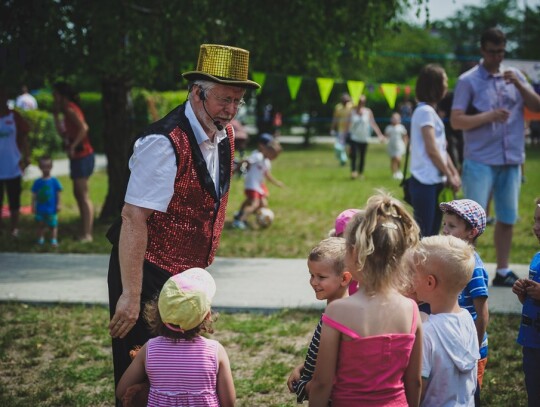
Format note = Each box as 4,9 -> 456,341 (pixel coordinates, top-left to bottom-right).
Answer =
451,28 -> 540,287
107,44 -> 260,394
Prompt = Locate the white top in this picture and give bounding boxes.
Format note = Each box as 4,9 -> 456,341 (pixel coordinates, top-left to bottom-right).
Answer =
125,101 -> 227,212
421,309 -> 479,407
349,109 -> 371,143
15,93 -> 38,110
385,123 -> 407,157
244,150 -> 271,194
0,112 -> 22,180
410,103 -> 447,185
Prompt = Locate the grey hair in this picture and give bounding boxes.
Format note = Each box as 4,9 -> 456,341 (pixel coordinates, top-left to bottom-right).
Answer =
188,80 -> 216,100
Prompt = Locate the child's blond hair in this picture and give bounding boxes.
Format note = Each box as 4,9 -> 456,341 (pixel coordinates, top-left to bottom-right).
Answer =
415,235 -> 475,294
308,237 -> 346,275
344,191 -> 420,294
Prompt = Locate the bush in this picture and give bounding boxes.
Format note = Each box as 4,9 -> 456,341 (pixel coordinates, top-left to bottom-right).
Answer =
19,109 -> 63,162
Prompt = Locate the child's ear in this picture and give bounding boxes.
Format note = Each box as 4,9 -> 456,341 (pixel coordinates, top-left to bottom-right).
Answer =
342,271 -> 353,286
468,228 -> 479,241
426,274 -> 437,290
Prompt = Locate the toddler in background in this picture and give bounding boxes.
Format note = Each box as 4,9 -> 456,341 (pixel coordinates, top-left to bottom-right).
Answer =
413,235 -> 478,407
233,133 -> 284,230
512,197 -> 540,407
310,192 -> 422,407
116,268 -> 235,407
328,208 -> 362,295
31,155 -> 62,247
287,237 -> 352,403
440,198 -> 489,404
385,112 -> 408,180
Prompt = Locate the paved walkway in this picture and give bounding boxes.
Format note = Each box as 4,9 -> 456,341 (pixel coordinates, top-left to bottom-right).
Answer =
0,252 -> 529,314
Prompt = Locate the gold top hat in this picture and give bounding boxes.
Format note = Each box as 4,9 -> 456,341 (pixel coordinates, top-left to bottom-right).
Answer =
182,44 -> 260,90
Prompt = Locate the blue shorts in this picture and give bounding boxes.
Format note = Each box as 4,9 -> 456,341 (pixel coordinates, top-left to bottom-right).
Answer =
462,159 -> 520,225
35,213 -> 58,227
70,154 -> 95,179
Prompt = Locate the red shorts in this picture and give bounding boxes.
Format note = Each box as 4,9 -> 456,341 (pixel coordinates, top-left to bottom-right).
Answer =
245,184 -> 268,200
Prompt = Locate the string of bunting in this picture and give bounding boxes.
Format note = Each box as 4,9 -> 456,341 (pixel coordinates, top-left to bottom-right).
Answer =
250,71 -> 412,109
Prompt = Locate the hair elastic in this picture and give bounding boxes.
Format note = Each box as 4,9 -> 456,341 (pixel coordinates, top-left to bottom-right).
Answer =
381,222 -> 398,230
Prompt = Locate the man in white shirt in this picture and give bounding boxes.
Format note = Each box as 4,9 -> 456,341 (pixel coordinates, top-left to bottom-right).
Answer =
15,86 -> 38,111
107,44 -> 260,400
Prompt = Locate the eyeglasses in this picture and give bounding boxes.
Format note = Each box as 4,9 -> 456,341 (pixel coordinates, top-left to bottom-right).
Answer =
206,89 -> 245,108
484,48 -> 506,55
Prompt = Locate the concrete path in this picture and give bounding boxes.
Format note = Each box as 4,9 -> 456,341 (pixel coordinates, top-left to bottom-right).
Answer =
0,252 -> 529,314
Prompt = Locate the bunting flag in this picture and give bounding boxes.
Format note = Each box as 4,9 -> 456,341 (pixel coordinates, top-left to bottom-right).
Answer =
287,76 -> 303,100
346,80 -> 365,105
381,83 -> 398,109
316,77 -> 335,104
252,72 -> 266,94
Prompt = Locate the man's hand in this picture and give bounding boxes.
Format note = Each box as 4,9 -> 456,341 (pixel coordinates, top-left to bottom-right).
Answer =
491,108 -> 510,123
109,292 -> 141,339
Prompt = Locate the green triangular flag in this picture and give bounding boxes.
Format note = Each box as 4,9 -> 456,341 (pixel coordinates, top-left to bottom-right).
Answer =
381,83 -> 398,109
252,72 -> 266,94
287,76 -> 303,100
316,77 -> 335,104
347,80 -> 365,105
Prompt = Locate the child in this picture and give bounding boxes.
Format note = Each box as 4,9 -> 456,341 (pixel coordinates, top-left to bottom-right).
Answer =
413,235 -> 479,407
328,208 -> 362,295
440,199 -> 489,399
385,112 -> 408,180
116,268 -> 235,407
31,156 -> 62,247
232,133 -> 284,230
309,192 -> 423,407
512,197 -> 540,407
286,237 -> 353,403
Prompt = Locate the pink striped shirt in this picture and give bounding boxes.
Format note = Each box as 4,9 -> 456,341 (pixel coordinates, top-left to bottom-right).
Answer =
145,335 -> 220,407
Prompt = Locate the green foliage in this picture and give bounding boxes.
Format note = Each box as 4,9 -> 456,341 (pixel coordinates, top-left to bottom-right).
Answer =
18,109 -> 63,161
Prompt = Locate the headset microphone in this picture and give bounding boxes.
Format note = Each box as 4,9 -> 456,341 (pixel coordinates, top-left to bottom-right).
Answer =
200,89 -> 224,131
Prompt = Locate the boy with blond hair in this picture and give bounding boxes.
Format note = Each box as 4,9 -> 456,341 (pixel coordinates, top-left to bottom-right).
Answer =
413,235 -> 479,407
440,199 -> 489,403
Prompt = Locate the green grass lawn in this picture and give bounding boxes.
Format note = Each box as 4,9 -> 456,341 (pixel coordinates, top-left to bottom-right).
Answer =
0,304 -> 528,407
3,141 -> 540,263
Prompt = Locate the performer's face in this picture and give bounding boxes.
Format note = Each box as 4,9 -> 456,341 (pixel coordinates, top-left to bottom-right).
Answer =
196,84 -> 245,132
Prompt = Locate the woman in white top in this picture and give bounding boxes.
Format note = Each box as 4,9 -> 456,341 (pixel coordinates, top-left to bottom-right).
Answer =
346,95 -> 384,180
409,64 -> 461,237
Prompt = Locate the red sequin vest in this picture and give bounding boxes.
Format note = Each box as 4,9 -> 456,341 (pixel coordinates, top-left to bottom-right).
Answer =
143,105 -> 234,274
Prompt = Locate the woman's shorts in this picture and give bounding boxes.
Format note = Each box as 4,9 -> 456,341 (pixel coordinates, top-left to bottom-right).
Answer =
70,153 -> 95,179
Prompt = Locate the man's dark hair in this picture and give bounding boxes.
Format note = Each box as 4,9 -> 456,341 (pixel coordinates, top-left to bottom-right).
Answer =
481,27 -> 506,48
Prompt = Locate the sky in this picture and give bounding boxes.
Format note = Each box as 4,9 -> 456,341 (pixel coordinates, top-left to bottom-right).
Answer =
409,0 -> 540,23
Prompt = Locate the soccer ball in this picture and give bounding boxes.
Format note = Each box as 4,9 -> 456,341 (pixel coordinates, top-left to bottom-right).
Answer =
256,208 -> 275,228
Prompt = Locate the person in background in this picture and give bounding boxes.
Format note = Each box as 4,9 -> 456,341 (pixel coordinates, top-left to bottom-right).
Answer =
31,155 -> 62,248
409,64 -> 461,237
52,81 -> 95,243
512,197 -> 540,407
385,112 -> 408,180
15,85 -> 38,111
106,44 -> 259,406
330,93 -> 353,166
0,86 -> 30,238
451,27 -> 540,287
346,95 -> 385,180
287,237 -> 352,403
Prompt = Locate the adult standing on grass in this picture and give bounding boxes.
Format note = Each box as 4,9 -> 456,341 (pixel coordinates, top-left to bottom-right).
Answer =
52,82 -> 95,243
451,27 -> 540,287
106,44 -> 260,400
0,86 -> 30,238
330,93 -> 353,166
409,64 -> 461,237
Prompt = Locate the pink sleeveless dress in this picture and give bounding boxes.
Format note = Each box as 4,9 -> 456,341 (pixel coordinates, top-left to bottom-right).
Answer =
323,299 -> 418,407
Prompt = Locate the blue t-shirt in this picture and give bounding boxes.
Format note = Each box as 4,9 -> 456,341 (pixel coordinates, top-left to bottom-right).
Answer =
517,252 -> 540,349
459,251 -> 489,358
31,177 -> 62,215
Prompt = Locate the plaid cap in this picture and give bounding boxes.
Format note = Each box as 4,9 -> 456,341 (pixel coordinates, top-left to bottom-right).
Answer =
439,199 -> 487,236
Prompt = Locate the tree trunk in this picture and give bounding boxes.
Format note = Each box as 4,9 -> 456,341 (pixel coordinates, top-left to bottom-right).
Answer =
99,77 -> 133,221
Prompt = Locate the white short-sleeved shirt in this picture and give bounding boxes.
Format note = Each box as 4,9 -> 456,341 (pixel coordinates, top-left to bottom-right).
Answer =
124,101 -> 227,212
410,103 -> 447,185
244,150 -> 271,193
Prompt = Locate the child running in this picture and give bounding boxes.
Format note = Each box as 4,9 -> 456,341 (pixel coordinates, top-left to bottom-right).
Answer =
116,268 -> 235,407
440,199 -> 489,403
232,133 -> 284,230
309,192 -> 422,407
512,197 -> 540,407
413,235 -> 478,407
385,112 -> 408,180
31,155 -> 62,247
286,237 -> 353,403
